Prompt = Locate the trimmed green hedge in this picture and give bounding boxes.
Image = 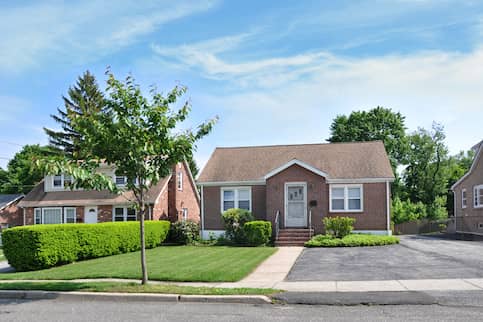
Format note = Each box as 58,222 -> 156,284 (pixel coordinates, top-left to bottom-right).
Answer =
2,221 -> 170,271
305,234 -> 399,247
243,221 -> 272,246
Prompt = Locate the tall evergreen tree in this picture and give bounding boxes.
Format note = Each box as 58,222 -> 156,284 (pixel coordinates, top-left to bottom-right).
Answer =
44,71 -> 104,158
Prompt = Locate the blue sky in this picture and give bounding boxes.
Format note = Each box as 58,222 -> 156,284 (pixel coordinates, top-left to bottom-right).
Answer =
1,0 -> 483,171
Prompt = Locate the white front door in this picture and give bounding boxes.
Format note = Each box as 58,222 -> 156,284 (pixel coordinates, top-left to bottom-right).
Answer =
285,183 -> 307,227
84,206 -> 98,224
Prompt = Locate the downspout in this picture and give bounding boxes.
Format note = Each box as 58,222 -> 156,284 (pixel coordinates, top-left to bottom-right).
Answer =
23,207 -> 26,226
200,185 -> 205,239
386,181 -> 391,236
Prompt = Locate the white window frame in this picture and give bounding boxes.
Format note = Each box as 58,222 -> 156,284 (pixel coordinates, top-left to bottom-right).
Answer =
112,206 -> 137,222
40,207 -> 63,224
177,172 -> 183,191
115,176 -> 127,186
220,187 -> 252,212
34,208 -> 42,224
462,189 -> 467,209
64,207 -> 77,224
329,184 -> 363,213
52,174 -> 72,190
474,185 -> 483,208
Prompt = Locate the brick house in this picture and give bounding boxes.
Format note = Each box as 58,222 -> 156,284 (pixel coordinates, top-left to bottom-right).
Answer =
197,141 -> 394,245
0,194 -> 24,229
451,140 -> 483,235
18,161 -> 199,225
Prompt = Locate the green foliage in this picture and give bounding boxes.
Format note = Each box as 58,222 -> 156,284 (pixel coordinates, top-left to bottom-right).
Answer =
305,234 -> 399,247
0,145 -> 58,194
323,216 -> 355,238
43,70 -> 105,157
243,221 -> 272,246
402,123 -> 449,206
2,221 -> 170,271
167,221 -> 200,245
391,197 -> 427,224
427,196 -> 448,220
221,208 -> 254,243
328,106 -> 407,170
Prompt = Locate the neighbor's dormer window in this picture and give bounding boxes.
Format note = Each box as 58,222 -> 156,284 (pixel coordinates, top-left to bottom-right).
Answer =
115,176 -> 127,186
52,174 -> 72,189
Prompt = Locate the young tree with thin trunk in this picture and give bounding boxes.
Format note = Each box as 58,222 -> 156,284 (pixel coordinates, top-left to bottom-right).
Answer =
38,71 -> 216,284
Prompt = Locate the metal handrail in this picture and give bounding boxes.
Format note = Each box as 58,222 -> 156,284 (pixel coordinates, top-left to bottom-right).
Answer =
275,210 -> 280,240
308,208 -> 312,238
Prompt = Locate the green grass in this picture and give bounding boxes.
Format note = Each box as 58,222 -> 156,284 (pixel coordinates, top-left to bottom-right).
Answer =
305,234 -> 400,247
0,249 -> 4,262
0,281 -> 280,296
0,246 -> 276,282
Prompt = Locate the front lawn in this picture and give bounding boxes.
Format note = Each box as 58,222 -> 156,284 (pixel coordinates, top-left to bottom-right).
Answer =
0,246 -> 276,282
0,281 -> 280,296
0,249 -> 4,262
305,234 -> 399,247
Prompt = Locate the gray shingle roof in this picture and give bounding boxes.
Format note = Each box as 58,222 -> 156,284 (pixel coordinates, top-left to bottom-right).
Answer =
0,194 -> 24,209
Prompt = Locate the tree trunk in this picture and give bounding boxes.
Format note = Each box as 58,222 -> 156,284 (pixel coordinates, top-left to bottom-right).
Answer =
139,190 -> 148,285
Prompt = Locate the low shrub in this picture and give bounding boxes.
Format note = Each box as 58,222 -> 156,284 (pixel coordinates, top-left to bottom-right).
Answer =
305,234 -> 399,247
167,221 -> 200,245
243,221 -> 272,246
323,216 -> 355,238
221,208 -> 254,243
2,221 -> 170,271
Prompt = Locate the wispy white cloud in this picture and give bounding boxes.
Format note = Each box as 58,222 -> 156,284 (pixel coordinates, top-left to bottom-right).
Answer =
184,43 -> 483,167
0,0 -> 218,73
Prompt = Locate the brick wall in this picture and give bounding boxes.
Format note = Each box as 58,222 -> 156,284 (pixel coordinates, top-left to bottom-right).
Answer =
453,150 -> 483,234
168,162 -> 200,223
0,200 -> 23,227
202,185 -> 267,230
202,164 -> 388,234
152,189 -> 169,220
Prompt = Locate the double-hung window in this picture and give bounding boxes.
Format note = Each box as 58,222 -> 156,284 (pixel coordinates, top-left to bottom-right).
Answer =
33,207 -> 76,224
462,189 -> 467,208
221,187 -> 251,212
474,185 -> 483,208
330,185 -> 363,212
52,174 -> 72,189
115,176 -> 127,186
113,207 -> 137,221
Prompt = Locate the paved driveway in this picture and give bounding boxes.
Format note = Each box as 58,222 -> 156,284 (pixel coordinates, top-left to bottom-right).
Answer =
286,235 -> 483,281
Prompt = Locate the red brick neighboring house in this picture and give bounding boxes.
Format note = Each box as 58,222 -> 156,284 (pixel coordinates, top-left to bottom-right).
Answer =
197,141 -> 395,245
0,194 -> 24,229
18,161 -> 200,225
451,140 -> 483,236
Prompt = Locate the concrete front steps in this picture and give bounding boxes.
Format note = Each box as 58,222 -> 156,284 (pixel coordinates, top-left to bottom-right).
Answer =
275,228 -> 313,246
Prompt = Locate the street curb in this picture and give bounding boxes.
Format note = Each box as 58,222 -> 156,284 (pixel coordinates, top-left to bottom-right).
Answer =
0,290 -> 272,304
273,291 -> 438,306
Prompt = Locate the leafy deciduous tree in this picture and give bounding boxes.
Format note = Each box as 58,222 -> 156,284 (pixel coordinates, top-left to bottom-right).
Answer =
38,71 -> 217,284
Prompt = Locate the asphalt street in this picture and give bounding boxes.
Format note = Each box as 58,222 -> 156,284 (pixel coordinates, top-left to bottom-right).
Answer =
287,235 -> 483,281
1,298 -> 483,322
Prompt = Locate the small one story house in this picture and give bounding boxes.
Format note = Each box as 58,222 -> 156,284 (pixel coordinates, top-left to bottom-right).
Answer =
18,161 -> 200,225
451,140 -> 483,236
197,141 -> 395,245
0,194 -> 24,229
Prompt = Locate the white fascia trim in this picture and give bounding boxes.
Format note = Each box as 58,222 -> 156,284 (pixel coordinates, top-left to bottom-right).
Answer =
202,230 -> 225,240
264,159 -> 329,180
154,174 -> 172,206
327,178 -> 395,184
198,180 -> 266,187
0,195 -> 24,211
451,144 -> 482,190
183,160 -> 200,202
352,230 -> 392,236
